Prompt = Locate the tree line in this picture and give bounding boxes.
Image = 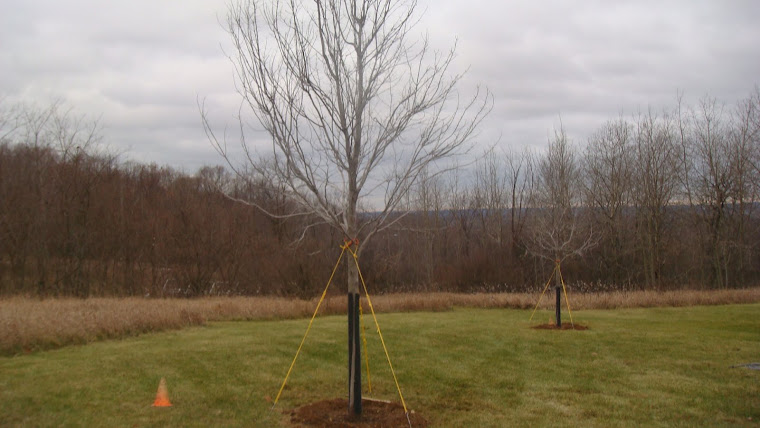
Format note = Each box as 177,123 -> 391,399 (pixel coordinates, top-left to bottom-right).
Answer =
0,90 -> 758,298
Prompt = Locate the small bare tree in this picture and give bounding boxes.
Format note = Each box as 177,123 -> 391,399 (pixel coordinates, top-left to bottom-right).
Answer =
201,0 -> 490,415
527,125 -> 596,326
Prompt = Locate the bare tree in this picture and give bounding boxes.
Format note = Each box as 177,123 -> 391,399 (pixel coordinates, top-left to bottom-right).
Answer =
471,149 -> 508,248
581,117 -> 634,282
632,108 -> 680,288
408,167 -> 450,287
750,87 -> 760,183
0,98 -> 23,143
0,101 -> 106,296
730,88 -> 760,282
727,89 -> 760,285
679,97 -> 734,287
504,148 -> 535,261
448,169 -> 476,260
527,125 -> 596,326
201,0 -> 490,415
529,126 -> 596,262
471,148 -> 535,270
679,94 -> 760,288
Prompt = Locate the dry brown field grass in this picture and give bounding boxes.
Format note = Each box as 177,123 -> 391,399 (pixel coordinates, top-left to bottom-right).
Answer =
1,288 -> 759,356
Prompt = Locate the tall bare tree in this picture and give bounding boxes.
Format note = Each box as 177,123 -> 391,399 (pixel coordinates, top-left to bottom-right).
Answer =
582,117 -> 634,282
504,148 -> 535,261
0,98 -> 23,143
729,88 -> 760,282
409,168 -> 449,287
632,108 -> 680,287
471,149 -> 508,248
679,94 -> 760,288
680,97 -> 736,287
201,0 -> 490,415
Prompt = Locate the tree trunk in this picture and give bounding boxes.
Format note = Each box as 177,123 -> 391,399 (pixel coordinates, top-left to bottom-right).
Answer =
554,268 -> 562,327
347,259 -> 362,415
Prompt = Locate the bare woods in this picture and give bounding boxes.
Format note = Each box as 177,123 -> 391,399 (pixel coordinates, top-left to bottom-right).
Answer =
1,90 -> 759,298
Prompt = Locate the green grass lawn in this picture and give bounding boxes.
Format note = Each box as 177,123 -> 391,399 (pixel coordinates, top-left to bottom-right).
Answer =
1,304 -> 758,427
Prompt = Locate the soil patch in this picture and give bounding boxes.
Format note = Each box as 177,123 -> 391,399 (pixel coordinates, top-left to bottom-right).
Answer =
288,398 -> 428,427
531,323 -> 589,330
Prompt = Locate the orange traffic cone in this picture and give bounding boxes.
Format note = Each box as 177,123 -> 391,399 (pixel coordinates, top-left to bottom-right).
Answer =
152,377 -> 172,407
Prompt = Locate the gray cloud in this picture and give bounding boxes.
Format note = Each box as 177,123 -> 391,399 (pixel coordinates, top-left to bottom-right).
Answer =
1,0 -> 758,170
430,0 -> 760,148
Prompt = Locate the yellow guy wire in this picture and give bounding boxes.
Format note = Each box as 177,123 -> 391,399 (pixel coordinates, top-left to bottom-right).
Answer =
529,264 -> 558,322
359,299 -> 372,393
347,245 -> 411,421
556,263 -> 575,327
272,243 -> 348,409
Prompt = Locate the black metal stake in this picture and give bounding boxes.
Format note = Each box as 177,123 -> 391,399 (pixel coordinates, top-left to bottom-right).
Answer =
555,284 -> 562,328
347,292 -> 362,415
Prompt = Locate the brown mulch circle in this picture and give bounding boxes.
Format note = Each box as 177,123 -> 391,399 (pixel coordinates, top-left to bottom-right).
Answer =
531,323 -> 589,330
288,398 -> 428,428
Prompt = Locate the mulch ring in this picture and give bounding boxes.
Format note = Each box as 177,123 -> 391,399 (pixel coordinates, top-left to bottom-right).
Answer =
531,323 -> 589,330
288,398 -> 428,427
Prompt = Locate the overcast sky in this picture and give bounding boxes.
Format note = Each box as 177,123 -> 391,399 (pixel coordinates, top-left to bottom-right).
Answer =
1,0 -> 759,172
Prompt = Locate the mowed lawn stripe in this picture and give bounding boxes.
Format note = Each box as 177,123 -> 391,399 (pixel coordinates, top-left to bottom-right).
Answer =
1,304 -> 758,427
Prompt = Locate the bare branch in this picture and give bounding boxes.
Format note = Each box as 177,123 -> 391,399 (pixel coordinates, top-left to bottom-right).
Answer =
202,0 -> 491,252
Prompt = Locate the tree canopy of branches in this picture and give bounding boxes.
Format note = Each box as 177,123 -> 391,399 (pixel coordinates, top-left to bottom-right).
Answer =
528,125 -> 597,263
203,0 -> 491,252
201,0 -> 490,415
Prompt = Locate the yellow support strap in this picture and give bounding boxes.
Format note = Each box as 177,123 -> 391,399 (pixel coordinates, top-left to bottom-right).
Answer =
557,264 -> 575,327
359,299 -> 372,393
347,246 -> 410,418
529,264 -> 557,322
272,244 -> 348,409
